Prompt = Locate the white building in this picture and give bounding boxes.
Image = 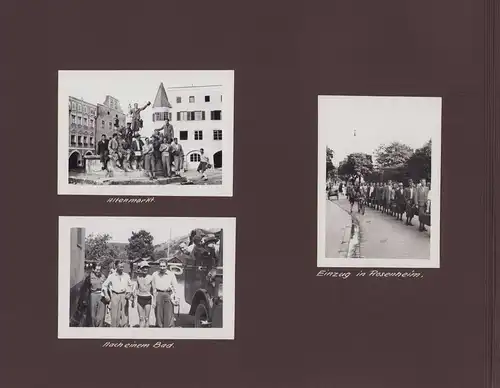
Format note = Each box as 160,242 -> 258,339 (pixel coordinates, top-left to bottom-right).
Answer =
151,83 -> 223,171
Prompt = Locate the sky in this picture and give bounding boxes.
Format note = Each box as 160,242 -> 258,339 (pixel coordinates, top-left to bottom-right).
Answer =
85,224 -> 192,244
59,70 -> 228,137
318,96 -> 441,166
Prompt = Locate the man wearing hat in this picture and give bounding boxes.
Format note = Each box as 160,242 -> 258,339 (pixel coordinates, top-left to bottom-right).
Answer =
161,118 -> 175,144
133,261 -> 154,328
152,259 -> 179,328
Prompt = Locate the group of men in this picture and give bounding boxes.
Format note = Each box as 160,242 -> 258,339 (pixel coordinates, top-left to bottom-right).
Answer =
86,258 -> 180,328
82,229 -> 221,328
95,101 -> 211,181
342,178 -> 431,232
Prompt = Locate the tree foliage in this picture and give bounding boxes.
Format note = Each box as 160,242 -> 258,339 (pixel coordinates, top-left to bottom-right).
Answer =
406,139 -> 432,181
338,153 -> 373,178
326,147 -> 336,180
85,233 -> 117,261
375,141 -> 414,167
126,230 -> 155,261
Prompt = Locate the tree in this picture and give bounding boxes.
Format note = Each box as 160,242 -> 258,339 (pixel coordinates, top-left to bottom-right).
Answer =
406,139 -> 432,181
85,233 -> 118,261
375,141 -> 414,167
126,230 -> 155,261
326,147 -> 336,180
337,153 -> 373,178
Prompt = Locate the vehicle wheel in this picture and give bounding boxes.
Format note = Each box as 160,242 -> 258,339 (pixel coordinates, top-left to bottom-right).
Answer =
194,301 -> 210,328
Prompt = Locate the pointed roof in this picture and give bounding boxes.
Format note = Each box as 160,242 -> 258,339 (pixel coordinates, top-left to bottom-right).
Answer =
153,82 -> 172,108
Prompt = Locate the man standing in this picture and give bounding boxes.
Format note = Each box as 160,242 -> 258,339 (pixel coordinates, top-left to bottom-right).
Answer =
415,178 -> 430,231
383,180 -> 392,214
197,148 -> 209,180
152,259 -> 180,328
404,179 -> 416,225
131,133 -> 144,170
160,138 -> 172,178
102,261 -> 133,328
97,134 -> 109,172
130,101 -> 151,133
171,138 -> 184,177
151,134 -> 162,176
107,133 -> 120,175
142,138 -> 156,180
394,183 -> 406,221
162,118 -> 174,144
87,264 -> 107,327
133,261 -> 154,328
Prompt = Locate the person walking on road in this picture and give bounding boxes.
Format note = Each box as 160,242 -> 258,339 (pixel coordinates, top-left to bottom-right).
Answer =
102,261 -> 133,327
415,178 -> 430,231
394,183 -> 406,221
133,261 -> 154,328
152,259 -> 180,328
404,179 -> 416,225
87,264 -> 107,327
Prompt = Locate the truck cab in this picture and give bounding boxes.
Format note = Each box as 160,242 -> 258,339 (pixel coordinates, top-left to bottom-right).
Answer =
183,230 -> 223,328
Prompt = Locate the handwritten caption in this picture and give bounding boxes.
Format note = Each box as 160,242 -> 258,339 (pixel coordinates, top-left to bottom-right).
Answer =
107,197 -> 155,204
316,269 -> 424,279
102,341 -> 174,349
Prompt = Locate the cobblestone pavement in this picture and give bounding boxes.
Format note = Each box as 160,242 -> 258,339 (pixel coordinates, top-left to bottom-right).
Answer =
335,198 -> 431,259
69,168 -> 222,185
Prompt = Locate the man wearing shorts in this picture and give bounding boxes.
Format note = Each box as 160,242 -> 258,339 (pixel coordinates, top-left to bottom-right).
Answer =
133,261 -> 154,328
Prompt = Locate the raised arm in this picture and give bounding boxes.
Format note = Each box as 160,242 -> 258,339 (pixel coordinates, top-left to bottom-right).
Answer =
139,102 -> 151,112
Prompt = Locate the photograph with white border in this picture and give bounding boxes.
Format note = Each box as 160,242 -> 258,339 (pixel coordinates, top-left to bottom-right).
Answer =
58,70 -> 234,196
318,96 -> 441,268
59,216 -> 235,340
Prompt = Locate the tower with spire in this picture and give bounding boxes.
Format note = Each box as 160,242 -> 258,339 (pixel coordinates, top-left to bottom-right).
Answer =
151,82 -> 172,127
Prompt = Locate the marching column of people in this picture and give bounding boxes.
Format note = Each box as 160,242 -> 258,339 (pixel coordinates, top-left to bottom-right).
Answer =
335,177 -> 431,232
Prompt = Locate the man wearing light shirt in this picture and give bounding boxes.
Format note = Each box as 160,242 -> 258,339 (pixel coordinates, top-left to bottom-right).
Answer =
152,259 -> 179,328
102,261 -> 132,327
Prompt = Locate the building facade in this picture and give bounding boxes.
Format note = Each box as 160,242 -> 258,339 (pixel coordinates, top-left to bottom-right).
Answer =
152,84 -> 224,171
96,95 -> 126,141
68,97 -> 97,169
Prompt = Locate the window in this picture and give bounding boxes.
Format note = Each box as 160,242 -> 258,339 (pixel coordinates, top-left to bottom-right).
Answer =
101,120 -> 105,128
70,135 -> 76,144
221,95 -> 223,102
211,110 -> 222,120
90,137 -> 94,145
205,95 -> 210,102
187,112 -> 195,121
194,111 -> 203,121
83,136 -> 87,145
77,116 -> 82,125
176,97 -> 182,103
83,106 -> 87,114
213,130 -> 222,140
190,153 -> 201,162
194,130 -> 203,140
71,102 -> 76,111
189,96 -> 195,103
71,115 -> 76,124
83,117 -> 88,126
90,119 -> 94,127
78,104 -> 82,112
180,131 -> 188,140
78,136 -> 82,145
108,122 -> 112,129
168,112 -> 172,121
91,109 -> 95,115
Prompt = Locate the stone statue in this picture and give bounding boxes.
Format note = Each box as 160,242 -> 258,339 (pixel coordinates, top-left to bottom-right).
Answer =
130,101 -> 151,132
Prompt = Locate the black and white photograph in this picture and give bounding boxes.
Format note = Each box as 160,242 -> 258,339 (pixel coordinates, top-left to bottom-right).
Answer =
58,217 -> 236,339
58,70 -> 234,196
318,96 -> 441,268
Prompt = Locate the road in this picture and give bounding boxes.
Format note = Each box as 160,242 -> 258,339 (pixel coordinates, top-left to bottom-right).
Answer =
326,196 -> 430,259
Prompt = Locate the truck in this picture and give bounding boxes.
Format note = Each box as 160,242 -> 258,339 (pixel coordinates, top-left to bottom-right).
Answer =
182,229 -> 223,328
